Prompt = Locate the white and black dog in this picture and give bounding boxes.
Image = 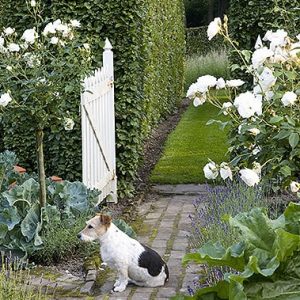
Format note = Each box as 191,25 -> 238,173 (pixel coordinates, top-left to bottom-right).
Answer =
78,214 -> 169,292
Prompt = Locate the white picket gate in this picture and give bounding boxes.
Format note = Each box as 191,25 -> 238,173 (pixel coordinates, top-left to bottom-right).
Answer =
81,38 -> 117,203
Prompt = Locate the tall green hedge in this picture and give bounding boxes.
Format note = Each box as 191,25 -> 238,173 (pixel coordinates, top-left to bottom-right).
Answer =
186,26 -> 225,57
0,0 -> 185,197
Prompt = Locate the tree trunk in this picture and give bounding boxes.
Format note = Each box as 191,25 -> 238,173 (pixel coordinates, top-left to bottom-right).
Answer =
36,129 -> 47,207
207,0 -> 215,23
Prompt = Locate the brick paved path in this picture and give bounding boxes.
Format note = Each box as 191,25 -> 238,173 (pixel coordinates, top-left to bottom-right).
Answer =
95,184 -> 207,300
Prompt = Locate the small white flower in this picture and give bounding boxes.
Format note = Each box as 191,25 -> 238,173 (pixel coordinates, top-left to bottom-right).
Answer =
0,92 -> 12,106
234,91 -> 262,119
222,102 -> 232,115
83,43 -> 90,50
203,162 -> 218,180
6,66 -> 12,71
263,29 -> 288,51
251,47 -> 273,69
220,163 -> 232,180
257,67 -> 276,92
7,43 -> 20,52
30,0 -> 36,7
226,79 -> 245,88
207,17 -> 222,41
0,37 -> 4,46
70,20 -> 81,28
248,128 -> 260,136
252,146 -> 261,156
4,27 -> 15,36
290,181 -> 300,193
43,22 -> 56,36
281,91 -> 297,106
193,95 -> 206,107
216,77 -> 226,89
252,162 -> 262,175
50,36 -> 59,45
64,118 -> 75,131
240,168 -> 260,186
21,28 -> 38,44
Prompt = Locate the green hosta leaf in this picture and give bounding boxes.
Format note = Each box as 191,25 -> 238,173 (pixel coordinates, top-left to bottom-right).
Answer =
21,203 -> 42,245
3,178 -> 39,206
183,241 -> 246,271
229,208 -> 276,251
0,206 -> 21,230
283,202 -> 300,235
289,133 -> 299,149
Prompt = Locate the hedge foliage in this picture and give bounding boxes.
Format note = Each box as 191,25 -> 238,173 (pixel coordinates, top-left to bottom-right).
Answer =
228,0 -> 300,82
0,0 -> 185,197
186,26 -> 225,57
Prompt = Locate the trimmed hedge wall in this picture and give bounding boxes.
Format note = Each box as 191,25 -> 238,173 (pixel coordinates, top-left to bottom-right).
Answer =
0,0 -> 185,197
186,26 -> 225,57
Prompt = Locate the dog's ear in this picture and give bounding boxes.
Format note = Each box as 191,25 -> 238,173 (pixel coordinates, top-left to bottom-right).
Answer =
99,214 -> 112,226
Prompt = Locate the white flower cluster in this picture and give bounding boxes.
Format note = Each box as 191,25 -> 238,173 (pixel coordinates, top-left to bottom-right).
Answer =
204,160 -> 261,187
64,117 -> 75,131
0,92 -> 12,107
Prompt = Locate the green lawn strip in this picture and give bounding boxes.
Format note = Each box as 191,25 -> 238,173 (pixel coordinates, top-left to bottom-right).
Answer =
150,97 -> 229,184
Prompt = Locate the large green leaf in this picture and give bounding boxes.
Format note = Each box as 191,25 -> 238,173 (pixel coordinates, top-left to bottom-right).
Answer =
283,202 -> 300,235
229,208 -> 276,251
183,241 -> 246,271
0,206 -> 21,230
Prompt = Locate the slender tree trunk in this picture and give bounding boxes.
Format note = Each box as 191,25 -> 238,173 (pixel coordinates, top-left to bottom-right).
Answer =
207,0 -> 215,23
36,129 -> 47,207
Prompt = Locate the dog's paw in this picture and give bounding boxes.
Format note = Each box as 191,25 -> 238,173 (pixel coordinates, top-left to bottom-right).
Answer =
113,280 -> 120,288
112,284 -> 127,292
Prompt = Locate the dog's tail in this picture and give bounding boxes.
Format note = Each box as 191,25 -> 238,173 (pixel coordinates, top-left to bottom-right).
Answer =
164,263 -> 169,283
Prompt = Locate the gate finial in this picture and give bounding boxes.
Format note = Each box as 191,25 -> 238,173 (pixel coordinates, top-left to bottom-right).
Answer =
104,38 -> 112,50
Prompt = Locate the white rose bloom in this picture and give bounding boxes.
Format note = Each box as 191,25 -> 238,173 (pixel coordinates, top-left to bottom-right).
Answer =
0,37 -> 4,46
30,0 -> 36,7
70,20 -> 81,28
252,162 -> 262,175
226,79 -> 245,88
186,83 -> 198,98
290,181 -> 300,193
281,91 -> 297,106
50,36 -> 59,45
222,102 -> 232,115
234,91 -> 262,119
21,28 -> 38,44
290,42 -> 300,57
257,67 -> 276,92
216,77 -> 226,89
252,146 -> 261,156
220,163 -> 232,180
263,29 -> 288,50
4,27 -> 15,36
7,43 -> 20,52
43,22 -> 56,36
251,47 -> 273,69
271,46 -> 289,63
6,66 -> 12,71
248,128 -> 260,136
56,23 -> 71,37
64,118 -> 75,131
203,162 -> 218,180
83,43 -> 90,50
193,95 -> 206,107
240,168 -> 260,186
207,17 -> 221,41
0,93 -> 12,106
197,75 -> 217,90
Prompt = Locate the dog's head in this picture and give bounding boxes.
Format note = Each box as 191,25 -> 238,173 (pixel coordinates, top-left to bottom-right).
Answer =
77,214 -> 112,242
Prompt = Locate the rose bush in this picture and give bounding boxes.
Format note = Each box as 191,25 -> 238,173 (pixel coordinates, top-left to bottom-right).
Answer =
0,0 -> 91,206
186,16 -> 300,192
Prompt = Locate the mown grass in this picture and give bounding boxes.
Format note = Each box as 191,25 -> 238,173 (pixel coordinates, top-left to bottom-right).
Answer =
184,50 -> 230,91
150,92 -> 229,184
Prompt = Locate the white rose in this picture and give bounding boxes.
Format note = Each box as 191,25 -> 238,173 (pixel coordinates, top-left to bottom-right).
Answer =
281,91 -> 297,106
30,0 -> 36,7
290,42 -> 300,57
70,20 -> 81,28
248,128 -> 260,136
207,17 -> 221,41
197,75 -> 217,90
50,37 -> 59,45
220,163 -> 232,180
234,91 -> 262,119
251,47 -> 273,69
83,43 -> 90,50
4,27 -> 15,36
252,146 -> 261,156
290,181 -> 300,193
226,79 -> 245,88
64,118 -> 75,131
0,93 -> 12,106
43,22 -> 56,36
252,162 -> 262,175
203,162 -> 218,180
222,102 -> 232,115
6,66 -> 12,71
240,168 -> 260,186
263,29 -> 288,50
216,77 -> 226,89
193,95 -> 206,107
21,28 -> 38,44
7,43 -> 20,52
257,67 -> 276,92
0,37 -> 4,46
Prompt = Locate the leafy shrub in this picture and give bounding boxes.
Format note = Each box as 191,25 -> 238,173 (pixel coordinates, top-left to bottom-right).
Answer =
180,202 -> 300,299
185,50 -> 229,92
0,0 -> 185,198
186,18 -> 300,191
186,27 -> 225,57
